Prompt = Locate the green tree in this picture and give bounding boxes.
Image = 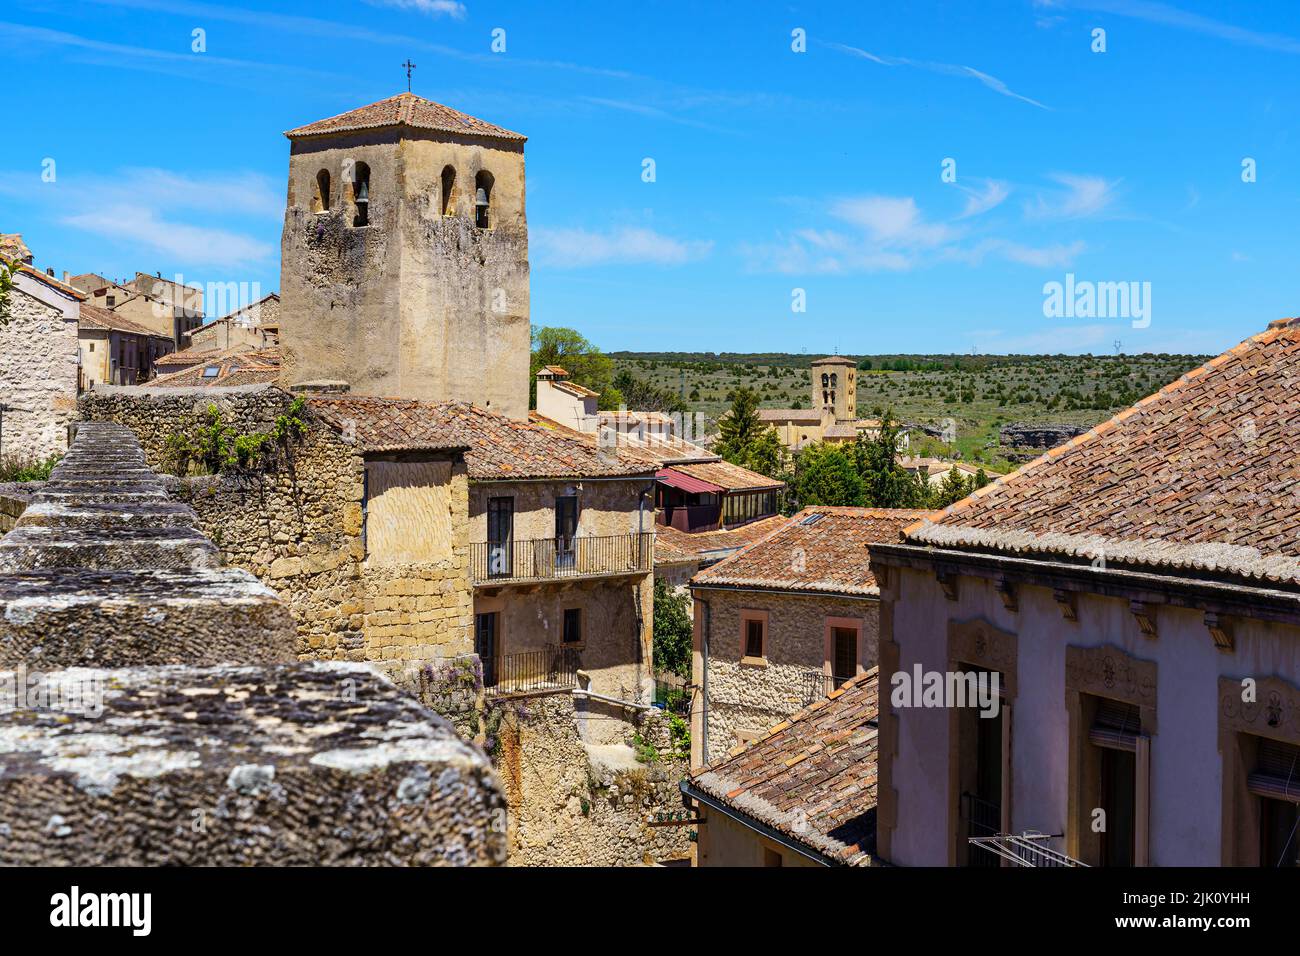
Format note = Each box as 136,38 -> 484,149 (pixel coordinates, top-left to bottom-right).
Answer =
929,466 -> 974,508
652,578 -> 693,679
792,443 -> 865,507
611,369 -> 687,414
530,326 -> 623,410
853,411 -> 927,508
714,388 -> 784,477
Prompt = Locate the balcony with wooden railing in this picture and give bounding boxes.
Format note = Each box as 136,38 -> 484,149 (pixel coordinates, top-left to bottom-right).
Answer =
471,532 -> 654,587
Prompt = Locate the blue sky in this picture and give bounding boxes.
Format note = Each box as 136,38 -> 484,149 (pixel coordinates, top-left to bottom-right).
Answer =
3,0 -> 1299,355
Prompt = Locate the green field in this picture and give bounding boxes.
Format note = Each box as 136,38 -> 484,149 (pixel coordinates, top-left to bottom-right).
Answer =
608,352 -> 1209,472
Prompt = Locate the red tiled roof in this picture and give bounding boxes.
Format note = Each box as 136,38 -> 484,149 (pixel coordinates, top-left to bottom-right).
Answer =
813,355 -> 857,366
285,92 -> 526,142
654,515 -> 790,566
908,318 -> 1300,585
150,347 -> 281,388
312,396 -> 654,479
693,506 -> 928,596
688,670 -> 880,866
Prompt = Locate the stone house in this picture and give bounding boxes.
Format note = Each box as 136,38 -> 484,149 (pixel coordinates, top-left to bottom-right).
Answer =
311,395 -> 659,743
688,506 -> 925,765
73,272 -> 204,349
184,293 -> 280,354
868,315 -> 1300,867
0,263 -> 81,460
78,303 -> 176,388
684,670 -> 880,866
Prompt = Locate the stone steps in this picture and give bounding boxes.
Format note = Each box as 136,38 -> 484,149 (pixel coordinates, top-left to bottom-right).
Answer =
0,567 -> 296,666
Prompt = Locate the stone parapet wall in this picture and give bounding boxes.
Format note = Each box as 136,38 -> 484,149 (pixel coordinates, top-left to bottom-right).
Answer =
0,420 -> 504,865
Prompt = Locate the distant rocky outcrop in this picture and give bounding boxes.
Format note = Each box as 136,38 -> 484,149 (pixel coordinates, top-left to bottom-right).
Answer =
999,422 -> 1087,449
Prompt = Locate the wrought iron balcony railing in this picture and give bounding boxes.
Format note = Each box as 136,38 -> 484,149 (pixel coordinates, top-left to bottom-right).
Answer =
471,532 -> 653,585
483,646 -> 581,697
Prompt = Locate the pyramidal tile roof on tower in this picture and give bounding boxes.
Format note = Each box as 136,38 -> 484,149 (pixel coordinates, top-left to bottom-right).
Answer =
284,92 -> 526,142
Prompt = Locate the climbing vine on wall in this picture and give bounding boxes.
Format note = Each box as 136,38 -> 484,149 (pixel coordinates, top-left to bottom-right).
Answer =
164,397 -> 308,476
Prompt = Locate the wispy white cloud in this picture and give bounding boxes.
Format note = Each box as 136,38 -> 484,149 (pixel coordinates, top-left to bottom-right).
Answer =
533,226 -> 713,268
955,179 -> 1011,219
0,166 -> 278,269
744,190 -> 1088,274
1025,173 -> 1120,220
0,21 -> 337,82
1067,0 -> 1300,55
63,206 -> 273,268
364,0 -> 467,19
826,41 -> 1049,109
959,238 -> 1087,268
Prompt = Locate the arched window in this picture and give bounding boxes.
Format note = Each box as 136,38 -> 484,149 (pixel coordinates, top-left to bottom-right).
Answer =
475,170 -> 494,228
312,169 -> 331,213
351,162 -> 370,227
821,373 -> 829,387
830,372 -> 838,388
440,165 -> 457,217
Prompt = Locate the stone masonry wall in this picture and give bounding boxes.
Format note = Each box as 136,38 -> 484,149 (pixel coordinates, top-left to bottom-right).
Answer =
0,421 -> 505,864
494,693 -> 692,866
697,588 -> 880,764
79,385 -> 474,667
0,283 -> 78,461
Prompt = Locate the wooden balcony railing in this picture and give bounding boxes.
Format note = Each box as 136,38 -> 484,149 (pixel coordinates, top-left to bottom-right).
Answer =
471,532 -> 653,585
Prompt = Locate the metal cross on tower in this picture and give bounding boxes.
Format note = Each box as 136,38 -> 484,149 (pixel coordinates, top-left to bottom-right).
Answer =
402,59 -> 417,92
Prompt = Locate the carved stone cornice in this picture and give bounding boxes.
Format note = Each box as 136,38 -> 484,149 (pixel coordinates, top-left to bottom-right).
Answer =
1219,674 -> 1300,744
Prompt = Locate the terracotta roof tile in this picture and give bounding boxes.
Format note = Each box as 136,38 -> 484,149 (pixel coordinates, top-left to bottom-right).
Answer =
654,514 -> 790,566
668,460 -> 784,492
78,303 -> 168,338
693,507 -> 928,596
312,396 -> 654,479
690,670 -> 879,866
909,319 -> 1300,585
285,92 -> 525,142
150,347 -> 281,388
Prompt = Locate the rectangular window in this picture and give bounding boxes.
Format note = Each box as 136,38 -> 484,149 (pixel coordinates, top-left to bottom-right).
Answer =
487,497 -> 514,578
555,495 -> 578,570
475,612 -> 499,687
562,607 -> 582,645
744,619 -> 763,658
832,627 -> 857,687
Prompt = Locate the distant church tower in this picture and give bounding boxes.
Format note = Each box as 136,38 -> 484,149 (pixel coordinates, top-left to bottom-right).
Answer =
810,355 -> 856,422
278,93 -> 530,418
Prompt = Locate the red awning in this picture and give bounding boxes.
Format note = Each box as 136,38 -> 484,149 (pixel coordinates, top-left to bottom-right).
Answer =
656,468 -> 725,495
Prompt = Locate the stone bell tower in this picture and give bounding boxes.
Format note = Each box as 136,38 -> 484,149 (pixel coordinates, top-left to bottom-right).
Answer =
278,93 -> 530,418
810,355 -> 857,423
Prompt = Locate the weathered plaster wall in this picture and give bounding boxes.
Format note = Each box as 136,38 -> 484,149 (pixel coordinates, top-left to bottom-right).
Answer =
696,809 -> 820,867
279,129 -> 529,418
883,565 -> 1300,867
693,588 -> 879,765
0,283 -> 78,460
